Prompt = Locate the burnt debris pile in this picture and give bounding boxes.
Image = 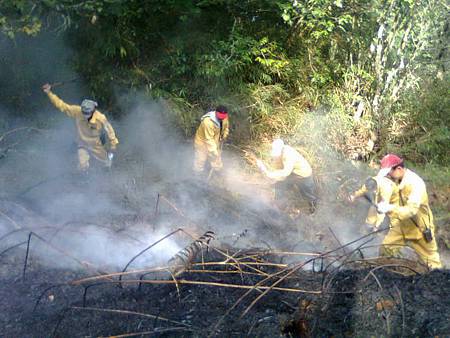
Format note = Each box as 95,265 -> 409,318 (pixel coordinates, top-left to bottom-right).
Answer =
1,219 -> 449,337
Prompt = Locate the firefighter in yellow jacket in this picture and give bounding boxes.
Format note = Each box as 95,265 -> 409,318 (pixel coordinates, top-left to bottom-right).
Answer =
349,175 -> 397,230
376,154 -> 442,269
256,139 -> 318,213
42,83 -> 119,171
193,106 -> 229,177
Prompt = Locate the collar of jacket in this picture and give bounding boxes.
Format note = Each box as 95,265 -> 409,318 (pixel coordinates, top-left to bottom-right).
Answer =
201,111 -> 220,128
87,110 -> 99,124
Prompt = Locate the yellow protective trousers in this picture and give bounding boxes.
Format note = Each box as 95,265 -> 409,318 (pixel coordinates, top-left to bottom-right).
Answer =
193,138 -> 222,173
77,146 -> 110,171
380,225 -> 442,269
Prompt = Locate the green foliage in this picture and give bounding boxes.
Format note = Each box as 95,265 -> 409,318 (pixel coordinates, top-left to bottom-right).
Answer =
385,77 -> 450,165
1,0 -> 448,166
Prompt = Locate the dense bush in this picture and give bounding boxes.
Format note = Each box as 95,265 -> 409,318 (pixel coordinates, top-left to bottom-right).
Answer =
0,0 -> 448,165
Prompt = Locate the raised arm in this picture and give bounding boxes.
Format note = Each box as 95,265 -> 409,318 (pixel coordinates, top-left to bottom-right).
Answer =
42,83 -> 80,118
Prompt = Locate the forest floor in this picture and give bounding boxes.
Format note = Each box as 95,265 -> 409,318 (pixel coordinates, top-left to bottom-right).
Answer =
0,125 -> 449,337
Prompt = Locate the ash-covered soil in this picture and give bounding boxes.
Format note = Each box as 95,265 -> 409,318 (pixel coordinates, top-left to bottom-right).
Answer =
1,127 -> 449,337
1,252 -> 449,337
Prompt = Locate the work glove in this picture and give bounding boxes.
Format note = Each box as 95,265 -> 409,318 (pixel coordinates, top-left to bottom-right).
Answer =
377,201 -> 394,214
365,223 -> 379,232
211,154 -> 223,170
42,83 -> 51,93
256,159 -> 267,174
106,152 -> 114,168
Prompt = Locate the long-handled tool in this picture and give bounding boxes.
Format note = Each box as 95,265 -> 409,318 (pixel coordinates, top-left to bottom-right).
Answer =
363,177 -> 379,208
207,141 -> 224,183
50,77 -> 79,88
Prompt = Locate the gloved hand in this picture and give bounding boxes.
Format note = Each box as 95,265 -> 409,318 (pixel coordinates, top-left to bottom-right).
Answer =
107,152 -> 114,161
42,83 -> 51,93
377,201 -> 394,214
256,159 -> 267,173
211,154 -> 223,170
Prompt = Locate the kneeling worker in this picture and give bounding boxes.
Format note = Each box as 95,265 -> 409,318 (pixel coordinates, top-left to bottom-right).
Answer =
193,106 -> 229,178
42,83 -> 119,171
376,154 -> 442,269
257,139 -> 318,213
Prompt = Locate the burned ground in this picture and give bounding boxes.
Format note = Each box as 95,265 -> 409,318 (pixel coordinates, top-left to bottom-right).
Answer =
1,127 -> 449,337
1,245 -> 450,337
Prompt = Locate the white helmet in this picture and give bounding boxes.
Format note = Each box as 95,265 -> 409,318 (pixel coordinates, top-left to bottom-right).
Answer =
271,138 -> 284,157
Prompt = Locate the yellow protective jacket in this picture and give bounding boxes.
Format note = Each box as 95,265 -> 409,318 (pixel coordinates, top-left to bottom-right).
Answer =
47,91 -> 119,161
266,145 -> 312,180
388,169 -> 435,240
194,112 -> 229,158
353,176 -> 397,226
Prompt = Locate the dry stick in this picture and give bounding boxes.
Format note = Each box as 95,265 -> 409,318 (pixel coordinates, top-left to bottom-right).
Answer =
346,257 -> 427,276
241,227 -> 390,318
167,269 -> 182,301
186,269 -> 265,276
328,226 -> 347,254
161,197 -> 270,277
209,229 -> 387,336
394,284 -> 406,338
71,259 -> 285,286
322,237 -> 375,291
208,264 -> 314,337
0,209 -> 22,229
0,241 -> 27,257
192,261 -> 288,268
0,126 -> 43,143
49,220 -> 146,245
154,192 -> 160,217
82,278 -> 318,294
29,231 -> 107,276
323,237 -> 385,297
193,234 -> 270,277
368,270 -> 384,290
22,232 -> 32,280
0,228 -> 28,242
257,250 -> 322,257
362,264 -> 422,280
103,327 -> 194,338
119,228 -> 184,284
70,306 -> 198,329
70,266 -> 170,285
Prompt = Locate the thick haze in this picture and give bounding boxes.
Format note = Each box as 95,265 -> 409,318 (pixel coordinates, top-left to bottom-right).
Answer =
2,31 -> 444,274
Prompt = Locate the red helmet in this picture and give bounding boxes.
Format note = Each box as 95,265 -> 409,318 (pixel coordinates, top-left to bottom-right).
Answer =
380,154 -> 403,168
215,105 -> 228,120
378,154 -> 403,177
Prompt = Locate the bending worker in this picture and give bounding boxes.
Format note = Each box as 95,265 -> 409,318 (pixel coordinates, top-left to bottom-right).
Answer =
257,139 -> 318,213
42,83 -> 119,171
376,154 -> 442,269
349,175 -> 397,231
193,106 -> 229,178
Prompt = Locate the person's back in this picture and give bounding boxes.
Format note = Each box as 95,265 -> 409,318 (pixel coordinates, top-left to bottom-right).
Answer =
281,145 -> 312,178
390,169 -> 433,239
